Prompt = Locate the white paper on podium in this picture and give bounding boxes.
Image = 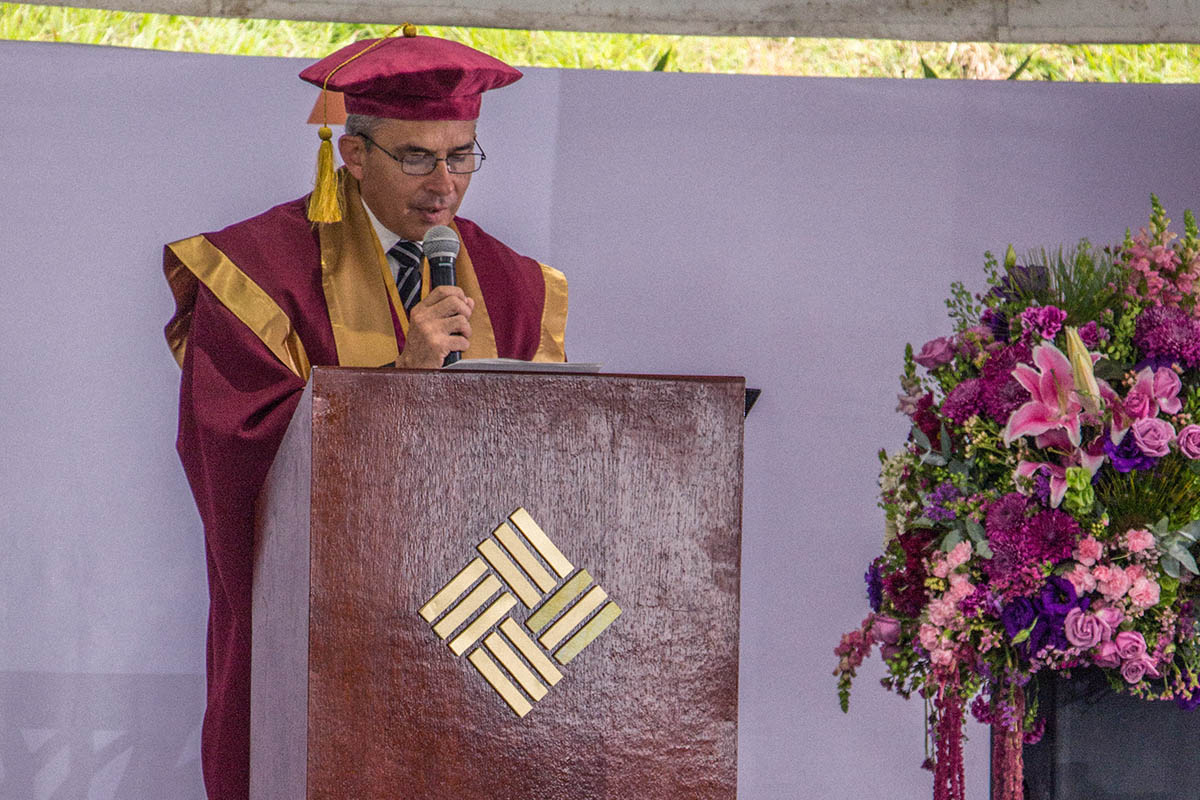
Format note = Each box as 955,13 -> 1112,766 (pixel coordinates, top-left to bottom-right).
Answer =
444,358 -> 603,373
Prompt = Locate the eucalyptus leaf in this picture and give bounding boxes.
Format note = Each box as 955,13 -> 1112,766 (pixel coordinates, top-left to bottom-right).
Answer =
922,454 -> 948,467
1163,555 -> 1182,580
941,529 -> 964,551
939,427 -> 952,457
911,426 -> 932,452
973,540 -> 994,559
1170,545 -> 1199,575
910,517 -> 935,529
965,519 -> 986,541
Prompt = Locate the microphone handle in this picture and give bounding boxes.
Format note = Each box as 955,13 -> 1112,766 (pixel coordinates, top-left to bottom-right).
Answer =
428,254 -> 461,366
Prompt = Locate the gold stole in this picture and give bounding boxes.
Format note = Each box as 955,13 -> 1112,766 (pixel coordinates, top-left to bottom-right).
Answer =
166,175 -> 562,381
318,174 -> 500,371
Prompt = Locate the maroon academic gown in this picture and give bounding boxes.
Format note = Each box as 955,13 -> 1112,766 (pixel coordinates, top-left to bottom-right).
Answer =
167,193 -> 560,800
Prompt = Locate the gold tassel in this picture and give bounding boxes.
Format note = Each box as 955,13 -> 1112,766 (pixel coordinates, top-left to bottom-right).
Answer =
307,125 -> 342,223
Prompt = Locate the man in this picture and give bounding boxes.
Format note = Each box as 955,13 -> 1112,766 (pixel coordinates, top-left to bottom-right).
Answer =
163,30 -> 566,799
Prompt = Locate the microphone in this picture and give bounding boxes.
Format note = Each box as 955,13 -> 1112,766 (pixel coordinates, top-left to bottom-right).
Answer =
422,225 -> 462,366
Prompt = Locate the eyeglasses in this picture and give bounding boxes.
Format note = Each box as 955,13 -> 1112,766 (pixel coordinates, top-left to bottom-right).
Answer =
359,133 -> 486,175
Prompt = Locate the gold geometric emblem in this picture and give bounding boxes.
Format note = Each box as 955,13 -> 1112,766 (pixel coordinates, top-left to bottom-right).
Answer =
419,507 -> 622,717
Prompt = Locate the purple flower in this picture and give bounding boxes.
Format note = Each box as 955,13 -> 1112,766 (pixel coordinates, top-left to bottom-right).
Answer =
1133,305 -> 1200,368
1105,431 -> 1158,472
1024,510 -> 1081,564
1131,417 -> 1175,457
865,561 -> 884,613
1176,692 -> 1200,711
1038,575 -> 1080,618
981,308 -> 1010,342
979,342 -> 1033,424
941,378 -> 984,424
1121,656 -> 1160,684
1001,596 -> 1037,641
1115,630 -> 1148,660
989,264 -> 1051,303
1030,466 -> 1053,507
1178,424 -> 1200,459
1077,321 -> 1108,348
1019,305 -> 1068,341
925,481 -> 961,522
914,337 -> 955,369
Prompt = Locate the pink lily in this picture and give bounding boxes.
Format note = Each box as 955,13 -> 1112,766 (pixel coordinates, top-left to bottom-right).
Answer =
1003,343 -> 1084,447
1015,430 -> 1105,508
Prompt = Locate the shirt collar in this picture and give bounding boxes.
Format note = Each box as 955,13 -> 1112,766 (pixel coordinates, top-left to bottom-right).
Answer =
361,200 -> 413,282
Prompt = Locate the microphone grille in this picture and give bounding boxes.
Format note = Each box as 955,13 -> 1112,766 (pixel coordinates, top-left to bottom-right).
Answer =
422,225 -> 460,259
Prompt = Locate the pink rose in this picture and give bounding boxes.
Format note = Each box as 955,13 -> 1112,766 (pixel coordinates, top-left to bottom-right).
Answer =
919,623 -> 940,651
1095,607 -> 1124,641
1178,424 -> 1200,459
1115,630 -> 1148,660
1128,577 -> 1161,609
1074,536 -> 1103,566
1093,640 -> 1121,668
1064,563 -> 1097,595
1124,387 -> 1154,419
1124,528 -> 1155,554
1093,564 -> 1131,601
931,647 -> 955,667
872,615 -> 902,645
1132,417 -> 1175,457
914,337 -> 955,369
1064,607 -> 1102,649
1155,368 -> 1183,413
1120,656 -> 1161,684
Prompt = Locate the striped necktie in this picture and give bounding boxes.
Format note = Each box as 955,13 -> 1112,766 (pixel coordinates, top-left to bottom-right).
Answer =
389,239 -> 423,315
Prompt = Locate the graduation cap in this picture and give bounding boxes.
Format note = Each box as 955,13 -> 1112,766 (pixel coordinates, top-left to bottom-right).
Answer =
299,24 -> 522,222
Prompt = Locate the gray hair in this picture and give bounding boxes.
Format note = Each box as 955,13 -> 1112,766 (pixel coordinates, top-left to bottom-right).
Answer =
344,114 -> 386,142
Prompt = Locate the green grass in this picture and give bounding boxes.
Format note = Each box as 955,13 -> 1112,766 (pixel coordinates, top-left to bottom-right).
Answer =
4,3 -> 1200,80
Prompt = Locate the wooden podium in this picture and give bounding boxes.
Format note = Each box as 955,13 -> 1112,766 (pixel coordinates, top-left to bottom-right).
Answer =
250,368 -> 744,799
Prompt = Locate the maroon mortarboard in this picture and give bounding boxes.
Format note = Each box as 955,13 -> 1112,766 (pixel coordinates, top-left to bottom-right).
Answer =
300,28 -> 522,122
301,25 -> 522,222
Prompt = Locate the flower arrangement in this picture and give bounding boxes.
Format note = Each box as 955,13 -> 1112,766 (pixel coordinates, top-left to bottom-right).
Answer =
835,198 -> 1200,800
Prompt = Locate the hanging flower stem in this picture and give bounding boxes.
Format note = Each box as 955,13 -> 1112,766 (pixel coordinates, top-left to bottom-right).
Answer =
991,685 -> 1025,800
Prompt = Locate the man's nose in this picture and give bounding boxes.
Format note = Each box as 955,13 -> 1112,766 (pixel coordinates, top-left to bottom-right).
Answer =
424,160 -> 455,194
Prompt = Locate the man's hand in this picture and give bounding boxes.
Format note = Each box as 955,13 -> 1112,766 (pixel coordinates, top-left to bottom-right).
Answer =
395,285 -> 475,368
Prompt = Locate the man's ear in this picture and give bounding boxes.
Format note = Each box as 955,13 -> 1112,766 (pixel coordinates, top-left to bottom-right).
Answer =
339,134 -> 366,181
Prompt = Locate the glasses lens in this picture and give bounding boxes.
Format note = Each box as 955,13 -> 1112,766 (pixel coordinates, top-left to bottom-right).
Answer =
446,153 -> 482,174
400,153 -> 437,175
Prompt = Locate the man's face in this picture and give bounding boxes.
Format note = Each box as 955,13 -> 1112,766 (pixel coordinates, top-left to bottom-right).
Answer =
339,118 -> 477,241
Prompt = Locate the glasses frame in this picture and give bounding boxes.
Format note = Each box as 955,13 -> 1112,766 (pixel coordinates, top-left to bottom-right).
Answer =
358,133 -> 486,176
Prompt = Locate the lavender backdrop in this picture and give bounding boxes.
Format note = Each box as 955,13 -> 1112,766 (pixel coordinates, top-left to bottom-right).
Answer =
2,38 -> 1198,798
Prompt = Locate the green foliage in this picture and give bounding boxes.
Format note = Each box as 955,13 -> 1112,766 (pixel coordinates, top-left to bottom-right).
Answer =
1098,458 -> 1200,532
945,279 -> 983,332
1014,241 -> 1128,325
3,3 -> 1200,81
